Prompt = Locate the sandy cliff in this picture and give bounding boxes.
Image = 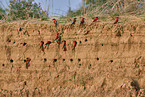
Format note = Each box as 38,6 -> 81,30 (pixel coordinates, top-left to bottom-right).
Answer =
0,21 -> 145,97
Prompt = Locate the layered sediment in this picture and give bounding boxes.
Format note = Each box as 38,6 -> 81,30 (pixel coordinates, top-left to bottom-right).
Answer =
0,21 -> 145,97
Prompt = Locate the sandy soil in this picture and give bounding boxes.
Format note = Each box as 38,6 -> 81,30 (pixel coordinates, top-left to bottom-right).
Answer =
0,21 -> 145,97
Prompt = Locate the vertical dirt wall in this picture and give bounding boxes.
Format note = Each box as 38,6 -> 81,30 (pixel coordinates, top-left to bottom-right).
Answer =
0,22 -> 145,97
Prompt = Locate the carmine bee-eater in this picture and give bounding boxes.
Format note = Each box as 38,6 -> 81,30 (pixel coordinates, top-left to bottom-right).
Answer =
80,18 -> 85,26
93,17 -> 98,22
72,41 -> 77,51
114,17 -> 119,24
52,18 -> 58,27
62,40 -> 67,51
72,18 -> 77,25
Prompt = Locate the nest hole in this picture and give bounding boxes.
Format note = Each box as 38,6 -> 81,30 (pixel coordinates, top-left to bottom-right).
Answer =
24,81 -> 27,85
24,60 -> 26,62
10,59 -> 13,63
13,41 -> 15,44
102,44 -> 103,46
63,59 -> 65,61
2,64 -> 5,66
79,64 -> 81,66
8,40 -> 11,42
90,64 -> 91,66
44,58 -> 47,62
80,41 -> 82,44
85,39 -> 88,42
110,60 -> 113,63
70,59 -> 73,62
78,59 -> 81,62
53,59 -> 57,62
19,27 -> 22,31
23,42 -> 27,46
38,30 -> 40,34
97,58 -> 99,60
7,38 -> 11,42
130,34 -> 133,37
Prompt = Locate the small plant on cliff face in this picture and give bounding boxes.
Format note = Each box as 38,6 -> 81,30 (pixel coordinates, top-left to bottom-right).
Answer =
6,0 -> 48,20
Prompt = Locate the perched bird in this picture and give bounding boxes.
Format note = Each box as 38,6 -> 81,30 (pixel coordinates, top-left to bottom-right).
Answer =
52,18 -> 58,27
55,33 -> 61,44
45,41 -> 52,49
62,40 -> 67,51
40,41 -> 44,51
25,57 -> 31,69
80,18 -> 85,26
72,41 -> 77,51
55,33 -> 59,40
71,18 -> 77,25
114,17 -> 119,24
93,17 -> 98,22
40,41 -> 44,47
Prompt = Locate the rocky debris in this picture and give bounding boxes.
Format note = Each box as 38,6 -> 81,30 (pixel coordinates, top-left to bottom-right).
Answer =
116,30 -> 121,36
120,80 -> 140,97
137,89 -> 145,97
24,30 -> 30,36
84,30 -> 90,35
38,30 -> 40,35
134,56 -> 145,66
32,88 -> 42,97
0,89 -> 12,97
0,87 -> 42,97
134,56 -> 145,74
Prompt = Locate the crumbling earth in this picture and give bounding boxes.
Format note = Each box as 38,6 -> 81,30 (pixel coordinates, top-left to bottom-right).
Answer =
0,21 -> 145,97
